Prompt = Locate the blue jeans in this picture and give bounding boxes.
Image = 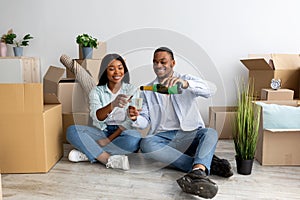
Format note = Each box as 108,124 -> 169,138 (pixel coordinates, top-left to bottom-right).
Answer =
66,125 -> 142,163
140,128 -> 218,173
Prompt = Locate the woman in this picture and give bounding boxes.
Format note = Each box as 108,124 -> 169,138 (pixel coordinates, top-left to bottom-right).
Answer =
66,53 -> 141,170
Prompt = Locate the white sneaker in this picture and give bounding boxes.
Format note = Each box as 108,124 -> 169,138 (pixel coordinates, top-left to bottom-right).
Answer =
68,149 -> 89,162
106,155 -> 130,170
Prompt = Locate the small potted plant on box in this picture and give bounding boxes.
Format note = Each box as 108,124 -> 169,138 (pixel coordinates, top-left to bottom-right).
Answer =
2,29 -> 34,56
233,78 -> 261,175
76,33 -> 98,59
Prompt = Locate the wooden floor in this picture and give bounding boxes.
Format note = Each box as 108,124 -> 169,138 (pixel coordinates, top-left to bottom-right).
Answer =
1,140 -> 300,200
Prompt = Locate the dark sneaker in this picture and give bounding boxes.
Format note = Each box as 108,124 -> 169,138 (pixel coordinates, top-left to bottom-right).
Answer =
210,155 -> 233,178
177,169 -> 218,199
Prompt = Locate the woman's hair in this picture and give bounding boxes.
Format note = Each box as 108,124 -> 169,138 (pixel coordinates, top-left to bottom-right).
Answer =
97,53 -> 130,86
154,47 -> 174,60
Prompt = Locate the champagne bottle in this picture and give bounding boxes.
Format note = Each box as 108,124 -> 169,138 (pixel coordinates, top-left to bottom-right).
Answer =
140,82 -> 183,94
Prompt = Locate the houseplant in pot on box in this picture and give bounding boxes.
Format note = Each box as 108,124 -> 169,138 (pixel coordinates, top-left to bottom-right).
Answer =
233,78 -> 261,175
76,33 -> 98,59
2,29 -> 34,56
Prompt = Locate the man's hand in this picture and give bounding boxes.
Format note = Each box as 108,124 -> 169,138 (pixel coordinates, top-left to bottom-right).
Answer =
128,106 -> 139,121
161,77 -> 189,89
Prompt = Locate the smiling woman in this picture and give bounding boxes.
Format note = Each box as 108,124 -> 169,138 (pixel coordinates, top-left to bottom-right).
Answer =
65,53 -> 142,171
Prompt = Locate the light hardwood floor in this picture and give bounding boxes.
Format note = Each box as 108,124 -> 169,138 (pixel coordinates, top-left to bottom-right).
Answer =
1,140 -> 300,200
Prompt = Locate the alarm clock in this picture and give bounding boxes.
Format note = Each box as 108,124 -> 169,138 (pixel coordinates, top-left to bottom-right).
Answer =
270,79 -> 281,90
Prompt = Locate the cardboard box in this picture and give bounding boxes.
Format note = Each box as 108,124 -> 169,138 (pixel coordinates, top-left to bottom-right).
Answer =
261,88 -> 294,100
78,41 -> 107,59
58,80 -> 89,113
66,59 -> 102,84
0,84 -> 63,173
62,113 -> 90,143
44,66 -> 89,113
209,106 -> 237,139
256,100 -> 300,165
0,57 -> 40,83
240,54 -> 300,98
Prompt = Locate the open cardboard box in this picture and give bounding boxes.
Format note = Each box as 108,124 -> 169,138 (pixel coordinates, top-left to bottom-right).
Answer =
209,106 -> 237,139
240,54 -> 300,99
0,65 -> 88,173
44,66 -> 89,113
255,100 -> 300,165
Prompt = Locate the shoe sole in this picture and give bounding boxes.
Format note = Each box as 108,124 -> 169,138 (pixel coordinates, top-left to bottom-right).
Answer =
177,176 -> 218,199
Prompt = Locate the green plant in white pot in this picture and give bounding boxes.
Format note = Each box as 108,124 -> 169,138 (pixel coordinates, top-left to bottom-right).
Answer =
76,33 -> 98,59
2,29 -> 34,56
233,78 -> 261,175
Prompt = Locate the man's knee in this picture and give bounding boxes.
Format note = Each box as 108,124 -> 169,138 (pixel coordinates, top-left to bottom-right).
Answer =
140,136 -> 157,153
206,128 -> 218,142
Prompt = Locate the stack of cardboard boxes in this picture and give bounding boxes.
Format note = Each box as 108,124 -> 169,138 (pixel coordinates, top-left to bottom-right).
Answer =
62,42 -> 107,142
241,54 -> 300,166
0,42 -> 107,173
209,54 -> 300,165
0,57 -> 63,173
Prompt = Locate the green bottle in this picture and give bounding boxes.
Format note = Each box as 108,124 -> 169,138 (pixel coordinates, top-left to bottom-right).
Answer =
140,82 -> 183,94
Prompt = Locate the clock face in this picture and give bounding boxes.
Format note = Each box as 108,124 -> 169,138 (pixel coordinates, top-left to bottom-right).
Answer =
270,79 -> 281,90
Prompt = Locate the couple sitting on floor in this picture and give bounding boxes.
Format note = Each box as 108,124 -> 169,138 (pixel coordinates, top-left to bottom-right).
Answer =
60,47 -> 233,199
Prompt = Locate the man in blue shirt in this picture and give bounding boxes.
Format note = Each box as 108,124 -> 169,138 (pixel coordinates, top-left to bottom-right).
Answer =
128,47 -> 230,199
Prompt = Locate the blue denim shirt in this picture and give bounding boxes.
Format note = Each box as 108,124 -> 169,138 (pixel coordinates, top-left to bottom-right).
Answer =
89,83 -> 138,130
132,72 -> 216,135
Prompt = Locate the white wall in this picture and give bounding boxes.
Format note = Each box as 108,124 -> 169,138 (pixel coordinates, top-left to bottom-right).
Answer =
1,0 -> 300,122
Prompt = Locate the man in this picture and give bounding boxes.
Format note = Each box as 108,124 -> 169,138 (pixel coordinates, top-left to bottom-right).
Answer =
128,47 -> 225,199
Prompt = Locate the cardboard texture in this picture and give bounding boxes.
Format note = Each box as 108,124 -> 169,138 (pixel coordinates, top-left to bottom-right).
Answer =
240,54 -> 300,98
62,113 -> 90,143
43,66 -> 65,104
67,59 -> 102,84
58,80 -> 89,113
209,106 -> 237,139
256,100 -> 300,165
0,57 -> 40,83
0,84 -> 63,173
44,66 -> 89,113
261,89 -> 294,100
78,41 -> 107,59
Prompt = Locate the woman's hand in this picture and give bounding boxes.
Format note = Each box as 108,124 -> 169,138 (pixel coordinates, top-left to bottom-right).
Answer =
97,138 -> 111,147
111,94 -> 129,109
128,106 -> 139,121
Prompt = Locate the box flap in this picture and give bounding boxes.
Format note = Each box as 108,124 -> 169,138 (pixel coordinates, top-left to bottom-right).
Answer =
43,66 -> 65,104
240,58 -> 273,70
244,54 -> 300,70
271,54 -> 300,69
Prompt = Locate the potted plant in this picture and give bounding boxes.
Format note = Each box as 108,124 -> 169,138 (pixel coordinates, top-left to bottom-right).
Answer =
76,33 -> 98,59
233,78 -> 261,175
2,29 -> 34,56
